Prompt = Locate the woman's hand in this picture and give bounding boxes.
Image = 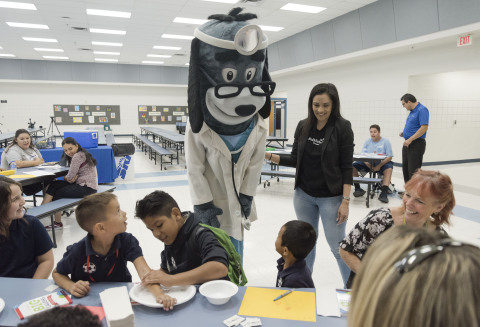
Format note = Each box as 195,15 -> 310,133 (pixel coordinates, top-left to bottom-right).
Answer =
337,200 -> 349,225
65,175 -> 78,184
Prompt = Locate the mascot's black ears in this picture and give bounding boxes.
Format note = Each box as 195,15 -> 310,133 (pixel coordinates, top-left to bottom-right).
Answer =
188,38 -> 204,133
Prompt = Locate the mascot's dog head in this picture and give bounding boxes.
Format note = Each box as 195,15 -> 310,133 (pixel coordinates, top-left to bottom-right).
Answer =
188,7 -> 276,135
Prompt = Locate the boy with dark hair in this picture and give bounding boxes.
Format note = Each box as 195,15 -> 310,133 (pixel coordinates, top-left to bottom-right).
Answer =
52,192 -> 176,310
275,220 -> 316,288
136,190 -> 229,288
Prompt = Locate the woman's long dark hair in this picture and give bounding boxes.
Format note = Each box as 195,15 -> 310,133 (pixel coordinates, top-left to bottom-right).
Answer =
5,129 -> 36,153
300,83 -> 343,141
0,176 -> 23,240
62,137 -> 97,167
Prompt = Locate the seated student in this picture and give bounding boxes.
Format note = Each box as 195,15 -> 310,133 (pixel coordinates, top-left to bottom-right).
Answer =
0,129 -> 46,196
42,137 -> 98,230
18,305 -> 102,327
353,124 -> 393,203
0,176 -> 54,278
348,226 -> 480,327
275,220 -> 316,288
135,190 -> 229,288
52,192 -> 176,311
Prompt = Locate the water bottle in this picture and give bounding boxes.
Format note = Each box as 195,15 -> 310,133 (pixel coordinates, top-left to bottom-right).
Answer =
10,161 -> 17,172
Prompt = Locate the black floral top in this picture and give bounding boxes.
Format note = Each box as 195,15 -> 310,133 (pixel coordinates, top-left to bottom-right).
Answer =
340,208 -> 394,259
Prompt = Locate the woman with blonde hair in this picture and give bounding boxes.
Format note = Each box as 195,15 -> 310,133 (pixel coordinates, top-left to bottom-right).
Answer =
349,226 -> 480,327
340,169 -> 455,287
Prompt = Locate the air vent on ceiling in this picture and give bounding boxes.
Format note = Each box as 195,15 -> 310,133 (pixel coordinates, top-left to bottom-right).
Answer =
71,26 -> 88,31
79,48 -> 92,51
173,53 -> 186,56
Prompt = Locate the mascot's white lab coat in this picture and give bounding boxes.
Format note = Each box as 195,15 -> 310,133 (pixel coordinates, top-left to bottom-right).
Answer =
186,115 -> 267,241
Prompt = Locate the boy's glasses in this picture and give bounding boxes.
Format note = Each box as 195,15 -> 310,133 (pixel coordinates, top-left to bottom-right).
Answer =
200,67 -> 276,99
393,238 -> 464,274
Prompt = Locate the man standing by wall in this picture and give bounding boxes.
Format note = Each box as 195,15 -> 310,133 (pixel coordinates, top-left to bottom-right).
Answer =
399,93 -> 429,182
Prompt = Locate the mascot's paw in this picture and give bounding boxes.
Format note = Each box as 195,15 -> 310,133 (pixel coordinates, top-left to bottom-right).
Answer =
194,201 -> 223,228
242,218 -> 251,231
238,193 -> 253,217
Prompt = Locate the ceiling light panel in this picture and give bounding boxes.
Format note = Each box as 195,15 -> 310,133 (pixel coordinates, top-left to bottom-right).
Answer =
7,22 -> 49,29
93,51 -> 120,55
43,56 -> 68,59
0,53 -> 15,57
147,54 -> 171,58
95,58 -> 118,62
162,34 -> 194,40
200,0 -> 239,3
90,28 -> 126,35
86,9 -> 131,18
280,3 -> 326,14
259,25 -> 284,32
92,41 -> 123,47
142,61 -> 164,64
34,48 -> 64,52
23,37 -> 57,42
0,1 -> 36,10
173,17 -> 208,25
153,46 -> 182,50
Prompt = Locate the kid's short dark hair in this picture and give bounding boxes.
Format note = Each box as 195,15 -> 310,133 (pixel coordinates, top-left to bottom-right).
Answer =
135,190 -> 180,220
18,305 -> 102,327
75,192 -> 117,233
281,220 -> 316,259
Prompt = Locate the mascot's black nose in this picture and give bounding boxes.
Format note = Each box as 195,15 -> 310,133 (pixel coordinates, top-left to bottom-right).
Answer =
235,105 -> 256,117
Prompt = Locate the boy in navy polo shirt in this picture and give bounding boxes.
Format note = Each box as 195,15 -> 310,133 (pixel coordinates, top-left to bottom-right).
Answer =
275,220 -> 316,288
136,190 -> 228,288
52,192 -> 176,310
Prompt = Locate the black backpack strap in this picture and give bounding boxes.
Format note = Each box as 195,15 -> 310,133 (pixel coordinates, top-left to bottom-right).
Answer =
186,224 -> 205,258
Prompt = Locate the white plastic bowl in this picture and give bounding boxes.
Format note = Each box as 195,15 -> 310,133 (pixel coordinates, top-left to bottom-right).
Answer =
199,280 -> 238,305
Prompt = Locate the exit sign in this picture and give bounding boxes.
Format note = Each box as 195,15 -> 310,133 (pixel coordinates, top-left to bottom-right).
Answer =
457,34 -> 472,47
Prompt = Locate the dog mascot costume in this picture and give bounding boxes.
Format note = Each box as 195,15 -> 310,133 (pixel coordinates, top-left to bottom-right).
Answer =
186,8 -> 276,258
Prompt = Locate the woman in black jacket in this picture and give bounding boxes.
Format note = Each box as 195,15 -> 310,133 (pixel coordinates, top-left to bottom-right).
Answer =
265,83 -> 353,285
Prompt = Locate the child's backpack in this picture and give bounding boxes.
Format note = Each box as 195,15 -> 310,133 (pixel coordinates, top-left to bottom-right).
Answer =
189,223 -> 247,286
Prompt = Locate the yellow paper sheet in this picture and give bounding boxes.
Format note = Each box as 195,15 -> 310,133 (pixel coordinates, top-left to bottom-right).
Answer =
10,174 -> 37,179
238,287 -> 316,322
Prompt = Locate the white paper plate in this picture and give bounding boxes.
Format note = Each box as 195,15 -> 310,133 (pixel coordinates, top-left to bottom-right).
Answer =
129,284 -> 196,308
0,297 -> 5,313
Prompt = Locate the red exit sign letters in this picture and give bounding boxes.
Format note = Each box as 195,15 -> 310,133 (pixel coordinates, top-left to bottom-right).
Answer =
457,34 -> 472,47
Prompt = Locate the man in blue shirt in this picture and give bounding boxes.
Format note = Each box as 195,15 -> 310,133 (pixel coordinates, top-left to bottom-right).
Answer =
353,124 -> 394,203
400,94 -> 429,182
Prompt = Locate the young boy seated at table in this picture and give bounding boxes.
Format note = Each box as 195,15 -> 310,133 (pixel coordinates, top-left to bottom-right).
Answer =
135,190 -> 228,288
52,192 -> 176,310
275,220 -> 316,288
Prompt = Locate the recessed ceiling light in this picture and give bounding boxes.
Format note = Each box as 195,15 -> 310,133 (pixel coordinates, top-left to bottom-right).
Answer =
23,37 -> 58,42
93,51 -> 120,55
0,53 -> 15,57
86,9 -> 131,18
259,25 -> 284,32
280,3 -> 326,14
142,61 -> 164,64
92,41 -> 123,47
7,22 -> 49,29
34,48 -> 64,52
90,28 -> 126,35
185,63 -> 190,66
147,54 -> 172,58
200,0 -> 239,3
162,34 -> 194,40
0,1 -> 36,10
173,17 -> 208,25
43,56 -> 68,59
95,58 -> 118,62
0,46 -> 2,49
153,45 -> 181,50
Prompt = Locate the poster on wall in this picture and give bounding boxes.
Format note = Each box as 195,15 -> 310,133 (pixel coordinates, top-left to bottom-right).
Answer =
138,105 -> 187,125
53,104 -> 121,125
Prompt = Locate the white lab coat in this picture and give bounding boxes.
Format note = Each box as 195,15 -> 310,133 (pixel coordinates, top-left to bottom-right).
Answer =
186,115 -> 267,240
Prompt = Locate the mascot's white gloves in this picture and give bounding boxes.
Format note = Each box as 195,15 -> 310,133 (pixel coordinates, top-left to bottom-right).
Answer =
239,194 -> 253,231
194,201 -> 223,228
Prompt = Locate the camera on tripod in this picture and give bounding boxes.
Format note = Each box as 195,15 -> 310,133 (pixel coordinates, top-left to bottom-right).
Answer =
28,118 -> 36,129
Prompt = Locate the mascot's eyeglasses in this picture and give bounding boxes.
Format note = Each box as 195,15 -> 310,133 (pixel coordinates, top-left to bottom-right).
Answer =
393,238 -> 464,274
200,67 -> 276,99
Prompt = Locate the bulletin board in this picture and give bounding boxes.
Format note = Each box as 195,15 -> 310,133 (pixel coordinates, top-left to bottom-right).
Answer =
138,105 -> 188,125
53,104 -> 121,125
